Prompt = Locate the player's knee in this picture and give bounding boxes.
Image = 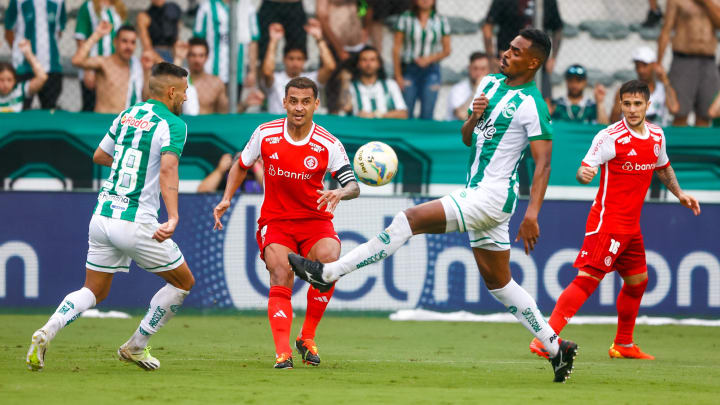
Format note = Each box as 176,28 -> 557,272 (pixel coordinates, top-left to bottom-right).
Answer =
268,266 -> 294,287
92,288 -> 109,304
313,248 -> 339,263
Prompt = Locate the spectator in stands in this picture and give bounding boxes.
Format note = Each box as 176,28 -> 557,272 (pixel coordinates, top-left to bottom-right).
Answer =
345,45 -> 407,119
393,0 -> 451,120
72,22 -> 144,114
482,0 -> 563,102
197,153 -> 263,193
257,0 -> 307,62
174,38 -> 229,114
0,40 -> 48,113
365,0 -> 411,54
551,64 -> 608,125
4,0 -> 67,110
446,52 -> 490,121
137,0 -> 182,62
611,47 -> 679,126
193,0 -> 260,99
658,0 -> 720,127
74,0 -> 128,112
643,0 -> 663,28
317,0 -> 368,114
260,20 -> 336,115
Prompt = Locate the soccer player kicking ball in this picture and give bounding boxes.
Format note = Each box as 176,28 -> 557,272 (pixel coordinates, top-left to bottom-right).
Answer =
26,63 -> 195,371
289,29 -> 578,383
529,80 -> 700,361
213,77 -> 360,369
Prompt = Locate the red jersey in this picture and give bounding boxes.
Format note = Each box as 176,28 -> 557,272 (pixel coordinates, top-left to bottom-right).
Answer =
581,119 -> 670,235
239,118 -> 350,227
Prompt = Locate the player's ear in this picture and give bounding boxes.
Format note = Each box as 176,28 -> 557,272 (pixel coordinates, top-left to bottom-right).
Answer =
314,97 -> 320,109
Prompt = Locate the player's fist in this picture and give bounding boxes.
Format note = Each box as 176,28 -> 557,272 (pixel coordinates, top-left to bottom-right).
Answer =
471,93 -> 489,120
304,18 -> 323,40
153,218 -> 177,242
217,153 -> 233,172
654,63 -> 668,82
576,165 -> 598,184
95,20 -> 112,37
18,39 -> 33,56
594,83 -> 606,102
269,23 -> 285,41
213,199 -> 231,230
678,192 -> 701,216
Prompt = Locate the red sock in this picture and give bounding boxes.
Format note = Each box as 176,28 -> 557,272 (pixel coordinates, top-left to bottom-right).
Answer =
615,279 -> 648,345
268,286 -> 293,356
301,285 -> 335,340
548,275 -> 600,334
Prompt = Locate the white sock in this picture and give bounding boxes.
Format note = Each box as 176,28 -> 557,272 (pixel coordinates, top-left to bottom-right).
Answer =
489,279 -> 560,357
125,284 -> 189,351
43,287 -> 97,341
324,211 -> 412,282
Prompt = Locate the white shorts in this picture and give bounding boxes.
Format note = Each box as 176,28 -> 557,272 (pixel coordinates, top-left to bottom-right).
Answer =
440,186 -> 513,251
86,215 -> 185,273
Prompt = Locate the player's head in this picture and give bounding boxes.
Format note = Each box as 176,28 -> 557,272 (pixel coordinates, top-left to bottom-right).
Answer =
355,46 -> 385,80
631,46 -> 656,83
114,25 -> 137,62
565,64 -> 588,98
619,80 -> 651,127
468,52 -> 490,84
148,62 -> 189,115
0,62 -> 17,95
411,0 -> 436,14
283,45 -> 308,77
283,77 -> 319,127
500,28 -> 551,79
188,37 -> 209,74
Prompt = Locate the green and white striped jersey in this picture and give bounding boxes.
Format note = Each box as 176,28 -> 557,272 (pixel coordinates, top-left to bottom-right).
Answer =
5,0 -> 67,74
394,11 -> 450,64
350,78 -> 407,115
193,0 -> 260,83
74,1 -> 124,57
465,73 -> 553,214
94,99 -> 187,223
0,81 -> 30,113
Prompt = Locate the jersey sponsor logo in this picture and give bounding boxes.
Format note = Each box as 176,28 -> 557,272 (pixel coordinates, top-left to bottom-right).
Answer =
622,162 -> 656,171
474,118 -> 496,140
267,164 -> 313,180
650,134 -> 661,142
304,156 -> 319,170
628,148 -> 638,156
265,136 -> 282,144
653,144 -> 660,156
120,114 -> 156,131
309,142 -> 325,153
501,101 -> 517,119
618,136 -> 631,145
98,191 -> 130,211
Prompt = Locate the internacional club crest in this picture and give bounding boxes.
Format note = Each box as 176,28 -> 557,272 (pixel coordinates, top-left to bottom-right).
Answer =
304,156 -> 318,170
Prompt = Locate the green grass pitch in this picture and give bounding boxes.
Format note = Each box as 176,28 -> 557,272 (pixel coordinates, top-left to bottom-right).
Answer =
1,314 -> 719,404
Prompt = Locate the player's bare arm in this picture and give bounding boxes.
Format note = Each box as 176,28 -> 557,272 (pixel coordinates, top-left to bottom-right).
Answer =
655,165 -> 701,215
516,139 -> 552,254
18,40 -> 48,94
92,147 -> 114,167
316,181 -> 360,213
71,21 -> 112,71
213,156 -> 250,230
260,23 -> 284,87
460,93 -> 489,146
154,152 -> 181,242
576,165 -> 598,184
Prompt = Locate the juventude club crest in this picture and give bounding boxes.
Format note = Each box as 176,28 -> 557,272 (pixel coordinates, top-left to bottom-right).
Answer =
501,102 -> 517,119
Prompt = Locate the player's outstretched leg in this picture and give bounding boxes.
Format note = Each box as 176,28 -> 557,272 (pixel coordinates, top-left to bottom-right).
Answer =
26,287 -> 97,371
609,276 -> 654,360
119,266 -> 193,371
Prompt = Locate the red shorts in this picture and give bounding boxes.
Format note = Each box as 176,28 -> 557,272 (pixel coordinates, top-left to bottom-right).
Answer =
573,232 -> 647,279
256,218 -> 340,260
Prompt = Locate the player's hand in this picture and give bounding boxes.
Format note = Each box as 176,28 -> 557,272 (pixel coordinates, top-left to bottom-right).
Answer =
356,111 -> 374,118
577,166 -> 598,184
18,39 -> 33,56
95,20 -> 113,37
213,199 -> 231,230
471,93 -> 489,120
594,83 -> 606,103
316,189 -> 342,213
395,74 -> 409,90
141,50 -> 159,71
515,216 -> 540,255
678,192 -> 701,216
217,153 -> 233,173
269,23 -> 285,41
654,63 -> 669,82
414,56 -> 431,68
304,18 -> 323,40
153,218 -> 178,242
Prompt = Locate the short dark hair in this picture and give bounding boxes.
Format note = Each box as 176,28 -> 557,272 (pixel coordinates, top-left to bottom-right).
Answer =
116,24 -> 136,37
352,45 -> 387,81
0,62 -> 16,82
188,37 -> 209,54
151,62 -> 188,78
519,28 -> 551,64
283,44 -> 307,59
469,52 -> 489,63
285,76 -> 318,99
619,79 -> 650,101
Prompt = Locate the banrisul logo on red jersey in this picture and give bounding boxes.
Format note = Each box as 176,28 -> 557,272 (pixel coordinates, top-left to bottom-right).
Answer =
121,114 -> 156,131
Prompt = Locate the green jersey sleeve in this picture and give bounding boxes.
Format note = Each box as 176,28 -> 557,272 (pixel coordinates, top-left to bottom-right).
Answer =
75,2 -> 92,39
160,118 -> 188,157
521,94 -> 553,141
5,0 -> 17,29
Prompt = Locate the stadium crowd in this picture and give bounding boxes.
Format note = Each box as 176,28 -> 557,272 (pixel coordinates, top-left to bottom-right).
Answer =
1,0 -> 719,126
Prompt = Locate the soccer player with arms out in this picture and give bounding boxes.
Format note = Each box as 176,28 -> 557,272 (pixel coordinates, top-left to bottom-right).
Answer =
26,63 -> 195,372
529,80 -> 700,361
213,77 -> 359,369
289,29 -> 578,383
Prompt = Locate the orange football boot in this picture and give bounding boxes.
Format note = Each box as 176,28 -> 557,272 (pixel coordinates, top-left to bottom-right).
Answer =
529,337 -> 550,359
608,343 -> 655,360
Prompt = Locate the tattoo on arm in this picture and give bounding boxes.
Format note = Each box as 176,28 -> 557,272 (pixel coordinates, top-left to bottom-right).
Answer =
340,181 -> 360,200
657,166 -> 682,197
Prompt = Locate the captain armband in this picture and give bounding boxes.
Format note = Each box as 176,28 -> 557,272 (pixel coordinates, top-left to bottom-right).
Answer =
333,164 -> 357,187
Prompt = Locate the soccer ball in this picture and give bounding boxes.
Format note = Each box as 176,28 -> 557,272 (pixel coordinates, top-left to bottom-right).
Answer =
353,141 -> 398,186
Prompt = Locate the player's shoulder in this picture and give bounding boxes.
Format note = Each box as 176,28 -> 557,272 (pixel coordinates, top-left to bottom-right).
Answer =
599,120 -> 630,142
311,123 -> 339,147
646,122 -> 664,138
257,118 -> 285,134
